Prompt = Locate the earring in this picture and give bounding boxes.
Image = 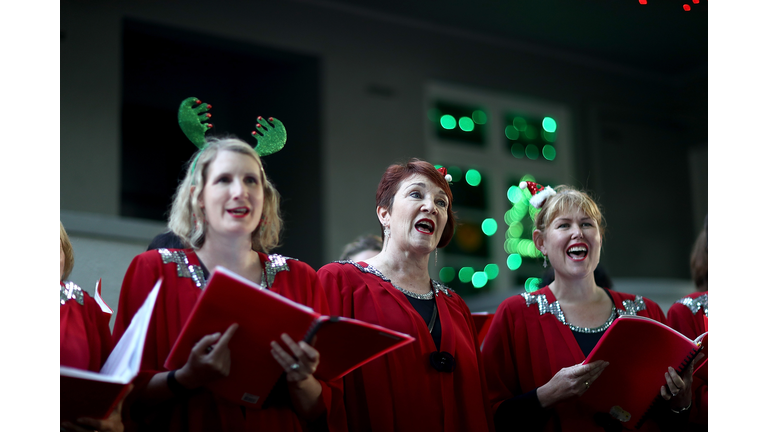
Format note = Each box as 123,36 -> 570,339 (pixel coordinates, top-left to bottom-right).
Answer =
542,255 -> 548,268
434,248 -> 438,266
383,227 -> 390,251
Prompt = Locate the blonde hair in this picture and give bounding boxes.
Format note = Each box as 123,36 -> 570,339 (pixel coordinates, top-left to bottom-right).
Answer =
168,137 -> 282,252
534,185 -> 606,238
60,221 -> 74,281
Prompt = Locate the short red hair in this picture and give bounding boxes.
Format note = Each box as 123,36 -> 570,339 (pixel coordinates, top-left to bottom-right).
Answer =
375,159 -> 456,248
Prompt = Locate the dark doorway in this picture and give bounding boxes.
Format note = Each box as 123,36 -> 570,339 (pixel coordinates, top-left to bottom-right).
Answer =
121,19 -> 324,268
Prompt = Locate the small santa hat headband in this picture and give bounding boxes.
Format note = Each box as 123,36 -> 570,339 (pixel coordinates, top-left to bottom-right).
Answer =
436,166 -> 453,184
520,181 -> 556,209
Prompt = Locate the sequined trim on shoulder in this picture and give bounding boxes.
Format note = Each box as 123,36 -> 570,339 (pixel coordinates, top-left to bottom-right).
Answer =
617,295 -> 647,317
336,260 -> 452,299
520,292 -> 617,333
675,293 -> 708,317
158,248 -> 206,289
60,281 -> 84,306
264,254 -> 297,288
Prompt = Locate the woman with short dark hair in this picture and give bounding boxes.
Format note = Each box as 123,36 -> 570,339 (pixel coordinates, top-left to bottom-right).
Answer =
318,159 -> 493,432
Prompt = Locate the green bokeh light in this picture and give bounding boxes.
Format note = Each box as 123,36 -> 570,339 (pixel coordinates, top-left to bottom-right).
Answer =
481,218 -> 498,236
542,117 -> 557,133
440,115 -> 457,130
503,239 -> 516,254
513,117 -> 527,131
507,222 -> 524,238
542,145 -> 557,161
504,208 -> 515,226
472,110 -> 487,125
542,130 -> 557,143
472,272 -> 489,288
512,202 -> 529,220
520,174 -> 536,183
447,166 -> 462,182
505,125 -> 520,140
524,277 -> 542,293
439,267 -> 456,283
484,264 -> 500,280
525,145 -> 540,160
528,204 -> 539,220
511,143 -> 525,158
507,254 -> 522,270
465,169 -> 482,186
507,186 -> 523,203
525,127 -> 538,140
458,267 -> 474,283
458,116 -> 475,132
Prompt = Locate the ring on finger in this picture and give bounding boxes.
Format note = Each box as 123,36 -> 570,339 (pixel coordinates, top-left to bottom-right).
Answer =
205,345 -> 214,354
584,381 -> 590,389
290,363 -> 300,371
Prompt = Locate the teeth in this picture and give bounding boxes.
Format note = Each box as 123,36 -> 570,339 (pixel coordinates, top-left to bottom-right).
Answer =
567,246 -> 587,253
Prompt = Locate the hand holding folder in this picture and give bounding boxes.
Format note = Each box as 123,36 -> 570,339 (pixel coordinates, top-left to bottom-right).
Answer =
579,315 -> 707,430
165,267 -> 415,408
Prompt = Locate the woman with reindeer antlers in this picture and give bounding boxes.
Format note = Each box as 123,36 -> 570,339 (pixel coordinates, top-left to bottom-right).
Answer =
111,99 -> 345,432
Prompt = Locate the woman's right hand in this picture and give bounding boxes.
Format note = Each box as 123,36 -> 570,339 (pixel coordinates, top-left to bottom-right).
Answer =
536,360 -> 609,408
174,323 -> 239,390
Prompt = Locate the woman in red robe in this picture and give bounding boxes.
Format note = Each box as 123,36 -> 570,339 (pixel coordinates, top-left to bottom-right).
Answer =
60,221 -> 129,432
482,184 -> 703,431
667,216 -> 708,431
318,160 -> 494,432
112,138 -> 345,432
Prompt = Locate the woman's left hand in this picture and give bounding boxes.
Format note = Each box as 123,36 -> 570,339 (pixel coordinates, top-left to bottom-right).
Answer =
270,333 -> 320,383
660,352 -> 705,410
61,384 -> 133,432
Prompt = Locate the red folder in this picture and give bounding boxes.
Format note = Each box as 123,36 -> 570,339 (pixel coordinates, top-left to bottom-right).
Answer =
471,312 -> 494,345
164,266 -> 415,408
61,278 -> 161,421
580,315 -> 706,430
60,370 -> 133,421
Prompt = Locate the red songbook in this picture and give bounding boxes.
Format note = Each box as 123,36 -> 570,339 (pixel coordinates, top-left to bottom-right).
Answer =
164,266 -> 415,408
580,315 -> 706,430
471,312 -> 494,345
61,278 -> 161,421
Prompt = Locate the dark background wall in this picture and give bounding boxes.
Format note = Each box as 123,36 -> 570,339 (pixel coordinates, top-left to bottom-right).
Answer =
61,0 -> 707,282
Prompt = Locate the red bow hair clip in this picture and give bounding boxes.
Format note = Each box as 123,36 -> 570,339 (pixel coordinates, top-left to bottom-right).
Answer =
436,167 -> 453,183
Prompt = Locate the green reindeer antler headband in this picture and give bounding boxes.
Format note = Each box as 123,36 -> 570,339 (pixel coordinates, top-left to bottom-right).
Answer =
177,96 -> 287,182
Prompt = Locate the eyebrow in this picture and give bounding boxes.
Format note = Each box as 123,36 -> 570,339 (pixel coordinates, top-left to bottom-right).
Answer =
553,216 -> 593,222
406,182 -> 449,197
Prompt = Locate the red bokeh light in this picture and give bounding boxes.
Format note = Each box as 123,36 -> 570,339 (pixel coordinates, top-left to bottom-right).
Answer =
693,0 -> 700,3
683,4 -> 691,11
639,0 -> 647,4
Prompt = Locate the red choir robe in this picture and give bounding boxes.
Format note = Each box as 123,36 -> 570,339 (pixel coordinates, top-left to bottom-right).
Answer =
317,261 -> 494,432
112,248 -> 346,432
667,291 -> 708,430
60,281 -> 113,372
483,286 -> 669,432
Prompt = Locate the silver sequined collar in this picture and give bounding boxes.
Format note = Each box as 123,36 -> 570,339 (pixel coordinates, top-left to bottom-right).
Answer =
336,260 -> 453,300
521,290 -> 647,334
675,293 -> 708,317
60,281 -> 84,306
159,249 -> 295,290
